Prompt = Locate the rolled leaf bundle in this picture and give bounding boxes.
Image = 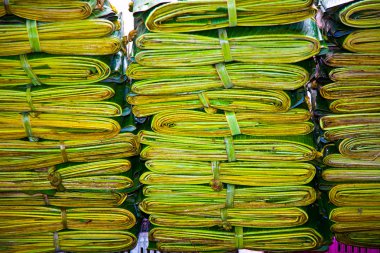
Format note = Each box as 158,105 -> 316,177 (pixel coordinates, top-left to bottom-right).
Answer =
335,230 -> 380,248
151,109 -> 314,137
141,160 -> 316,187
135,19 -> 321,66
330,207 -> 380,233
134,0 -> 315,32
0,112 -> 120,141
341,28 -> 380,53
320,82 -> 380,99
323,154 -> 380,168
0,54 -> 125,87
319,113 -> 380,141
150,227 -> 323,252
141,185 -> 316,211
0,206 -> 136,234
322,168 -> 380,183
128,89 -> 295,117
0,85 -> 122,116
328,184 -> 380,207
0,230 -> 137,253
148,207 -> 309,229
0,0 -> 106,21
329,66 -> 380,82
0,159 -> 133,192
140,131 -> 317,162
339,137 -> 380,159
128,63 -> 310,93
329,97 -> 380,113
0,19 -> 121,56
323,52 -> 380,67
321,0 -> 380,28
0,192 -> 128,208
0,133 -> 140,171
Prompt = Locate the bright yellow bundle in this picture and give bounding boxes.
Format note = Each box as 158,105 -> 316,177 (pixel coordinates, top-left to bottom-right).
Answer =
0,112 -> 120,141
128,89 -> 292,117
0,159 -> 133,192
150,109 -> 313,137
0,206 -> 136,235
141,160 -> 316,187
0,133 -> 140,171
0,19 -> 121,56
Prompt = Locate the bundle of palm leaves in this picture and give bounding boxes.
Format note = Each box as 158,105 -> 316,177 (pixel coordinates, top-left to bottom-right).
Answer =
0,54 -> 125,87
135,19 -> 321,66
330,207 -> 380,233
141,160 -> 316,187
0,133 -> 140,171
134,0 -> 315,32
0,0 -> 108,21
340,28 -> 380,53
338,137 -> 380,160
335,230 -> 380,248
322,168 -> 380,183
0,85 -> 122,116
323,52 -> 380,67
128,89 -> 297,117
0,230 -> 137,253
0,206 -> 136,234
319,113 -> 380,141
148,207 -> 309,229
328,97 -> 380,113
0,159 -> 133,192
150,109 -> 314,137
328,184 -> 380,207
319,82 -> 380,100
140,131 -> 317,162
323,153 -> 380,168
0,192 -> 128,208
141,185 -> 316,212
320,0 -> 380,28
328,66 -> 380,83
0,112 -> 120,141
149,226 -> 323,252
128,63 -> 310,93
0,19 -> 121,56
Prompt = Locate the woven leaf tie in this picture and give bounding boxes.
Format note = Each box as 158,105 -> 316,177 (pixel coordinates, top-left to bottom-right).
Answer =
25,86 -> 36,112
43,194 -> 50,206
198,92 -> 217,113
234,226 -> 244,249
48,168 -> 66,192
220,184 -> 235,230
53,232 -> 61,252
2,0 -> 11,14
215,63 -> 233,88
19,54 -> 42,86
225,111 -> 241,136
224,136 -> 237,162
227,0 -> 238,27
61,208 -> 68,229
59,142 -> 69,163
218,29 -> 233,62
96,0 -> 106,10
21,112 -> 39,142
210,161 -> 223,191
26,20 -> 42,52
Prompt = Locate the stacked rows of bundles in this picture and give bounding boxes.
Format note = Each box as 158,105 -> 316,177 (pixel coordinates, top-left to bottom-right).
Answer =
130,0 -> 329,251
0,1 -> 141,252
315,0 -> 380,248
